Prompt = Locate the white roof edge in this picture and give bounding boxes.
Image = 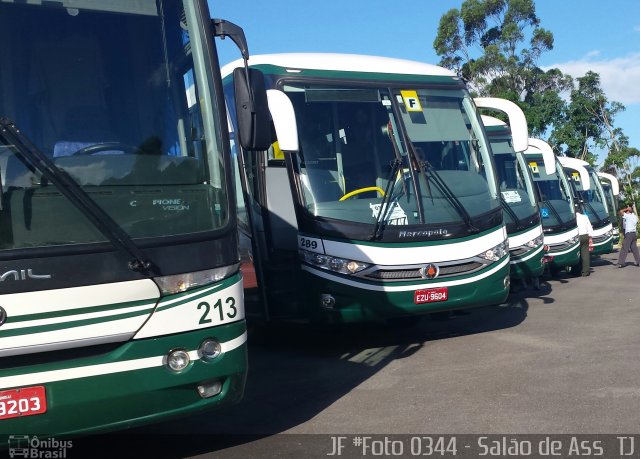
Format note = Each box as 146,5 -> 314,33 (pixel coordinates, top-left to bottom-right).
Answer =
481,115 -> 507,127
597,172 -> 620,195
558,156 -> 590,168
221,53 -> 457,79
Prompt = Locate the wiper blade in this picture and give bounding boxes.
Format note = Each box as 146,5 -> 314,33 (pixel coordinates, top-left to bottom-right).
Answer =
422,161 -> 480,233
500,195 -> 522,229
0,118 -> 153,275
542,199 -> 563,225
581,197 -> 601,223
370,158 -> 402,241
369,120 -> 410,241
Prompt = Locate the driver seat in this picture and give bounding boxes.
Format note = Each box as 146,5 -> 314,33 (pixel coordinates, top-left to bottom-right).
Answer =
53,106 -> 120,158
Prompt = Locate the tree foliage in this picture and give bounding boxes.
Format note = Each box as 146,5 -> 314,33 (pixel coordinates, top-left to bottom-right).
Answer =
433,0 -> 571,136
433,0 -> 637,204
551,72 -> 624,160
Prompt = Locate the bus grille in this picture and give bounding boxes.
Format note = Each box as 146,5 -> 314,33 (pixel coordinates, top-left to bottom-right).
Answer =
509,246 -> 530,257
592,234 -> 610,243
363,261 -> 485,282
547,241 -> 572,253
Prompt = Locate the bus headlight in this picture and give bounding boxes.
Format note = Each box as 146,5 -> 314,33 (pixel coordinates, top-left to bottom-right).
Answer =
154,265 -> 239,295
605,230 -> 613,237
198,339 -> 222,361
567,235 -> 579,245
525,235 -> 544,249
478,241 -> 508,262
299,250 -> 369,275
165,349 -> 191,372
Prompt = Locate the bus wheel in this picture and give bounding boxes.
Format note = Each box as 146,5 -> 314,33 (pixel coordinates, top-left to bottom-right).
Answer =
568,257 -> 583,277
549,265 -> 561,278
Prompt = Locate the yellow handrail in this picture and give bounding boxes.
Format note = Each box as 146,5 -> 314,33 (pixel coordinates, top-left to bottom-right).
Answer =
339,186 -> 385,201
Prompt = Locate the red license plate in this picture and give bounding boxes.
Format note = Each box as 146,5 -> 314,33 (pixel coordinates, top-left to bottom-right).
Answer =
0,386 -> 47,420
414,287 -> 448,304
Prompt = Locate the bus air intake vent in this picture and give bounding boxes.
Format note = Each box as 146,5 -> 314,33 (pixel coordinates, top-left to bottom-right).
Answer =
363,261 -> 485,282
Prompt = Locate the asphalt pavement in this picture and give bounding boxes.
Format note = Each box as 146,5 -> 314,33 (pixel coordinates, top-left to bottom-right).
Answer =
83,249 -> 640,458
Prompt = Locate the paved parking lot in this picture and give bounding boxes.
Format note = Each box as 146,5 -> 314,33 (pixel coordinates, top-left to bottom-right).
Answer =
87,249 -> 640,457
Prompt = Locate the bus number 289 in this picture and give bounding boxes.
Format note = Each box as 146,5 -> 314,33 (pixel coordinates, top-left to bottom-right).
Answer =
299,237 -> 318,250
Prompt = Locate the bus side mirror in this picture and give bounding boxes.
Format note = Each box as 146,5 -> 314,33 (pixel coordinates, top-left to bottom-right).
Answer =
233,67 -> 271,151
266,90 -> 299,153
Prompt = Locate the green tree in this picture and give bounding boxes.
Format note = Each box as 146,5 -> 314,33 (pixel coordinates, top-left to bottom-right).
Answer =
550,71 -> 626,166
433,0 -> 571,136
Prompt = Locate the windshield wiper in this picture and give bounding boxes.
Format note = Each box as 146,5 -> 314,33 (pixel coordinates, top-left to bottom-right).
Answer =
369,120 -> 411,241
0,118 -> 153,274
421,161 -> 480,233
542,199 -> 563,226
580,195 -> 601,223
370,158 -> 402,241
500,195 -> 522,229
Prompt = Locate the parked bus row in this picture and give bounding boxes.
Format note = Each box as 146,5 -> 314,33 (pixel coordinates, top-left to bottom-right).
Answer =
0,1 -> 621,442
222,53 -> 620,319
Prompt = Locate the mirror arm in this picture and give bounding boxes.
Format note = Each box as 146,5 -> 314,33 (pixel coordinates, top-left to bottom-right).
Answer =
212,19 -> 254,112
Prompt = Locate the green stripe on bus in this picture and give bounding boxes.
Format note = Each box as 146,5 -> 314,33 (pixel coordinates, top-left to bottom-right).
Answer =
5,298 -> 157,324
230,64 -> 462,86
0,307 -> 156,338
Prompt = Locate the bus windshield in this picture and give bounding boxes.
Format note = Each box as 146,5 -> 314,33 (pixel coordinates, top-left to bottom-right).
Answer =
489,137 -> 538,229
567,168 -> 609,226
0,1 -> 228,251
283,83 -> 499,233
601,182 -> 619,224
528,157 -> 576,229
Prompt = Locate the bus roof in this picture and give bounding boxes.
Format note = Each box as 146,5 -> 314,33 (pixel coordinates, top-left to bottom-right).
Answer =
221,53 -> 458,79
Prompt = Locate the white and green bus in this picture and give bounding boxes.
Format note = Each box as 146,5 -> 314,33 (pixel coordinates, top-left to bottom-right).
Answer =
523,140 -> 581,273
0,0 -> 270,439
598,172 -> 621,244
559,157 -> 615,255
223,53 -> 529,323
479,114 -> 544,284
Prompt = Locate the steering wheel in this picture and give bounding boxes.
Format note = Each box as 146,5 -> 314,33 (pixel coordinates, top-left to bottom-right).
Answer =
339,186 -> 386,201
72,142 -> 141,156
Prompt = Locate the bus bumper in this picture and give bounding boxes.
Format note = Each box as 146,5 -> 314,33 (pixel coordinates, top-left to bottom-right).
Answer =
509,246 -> 545,280
547,243 -> 581,269
591,236 -> 613,255
300,258 -> 511,323
0,321 -> 247,440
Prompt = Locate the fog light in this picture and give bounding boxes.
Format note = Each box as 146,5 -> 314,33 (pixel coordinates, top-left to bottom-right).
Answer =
504,276 -> 510,289
320,294 -> 335,310
165,349 -> 190,372
197,380 -> 222,398
198,339 -> 222,361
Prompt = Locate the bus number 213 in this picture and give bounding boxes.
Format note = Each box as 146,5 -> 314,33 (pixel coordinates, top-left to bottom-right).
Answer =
198,297 -> 237,324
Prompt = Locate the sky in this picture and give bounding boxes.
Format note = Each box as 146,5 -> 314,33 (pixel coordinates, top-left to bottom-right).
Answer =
209,0 -> 640,166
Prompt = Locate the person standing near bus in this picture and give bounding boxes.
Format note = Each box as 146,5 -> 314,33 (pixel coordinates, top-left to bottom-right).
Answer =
576,206 -> 594,276
616,205 -> 640,268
